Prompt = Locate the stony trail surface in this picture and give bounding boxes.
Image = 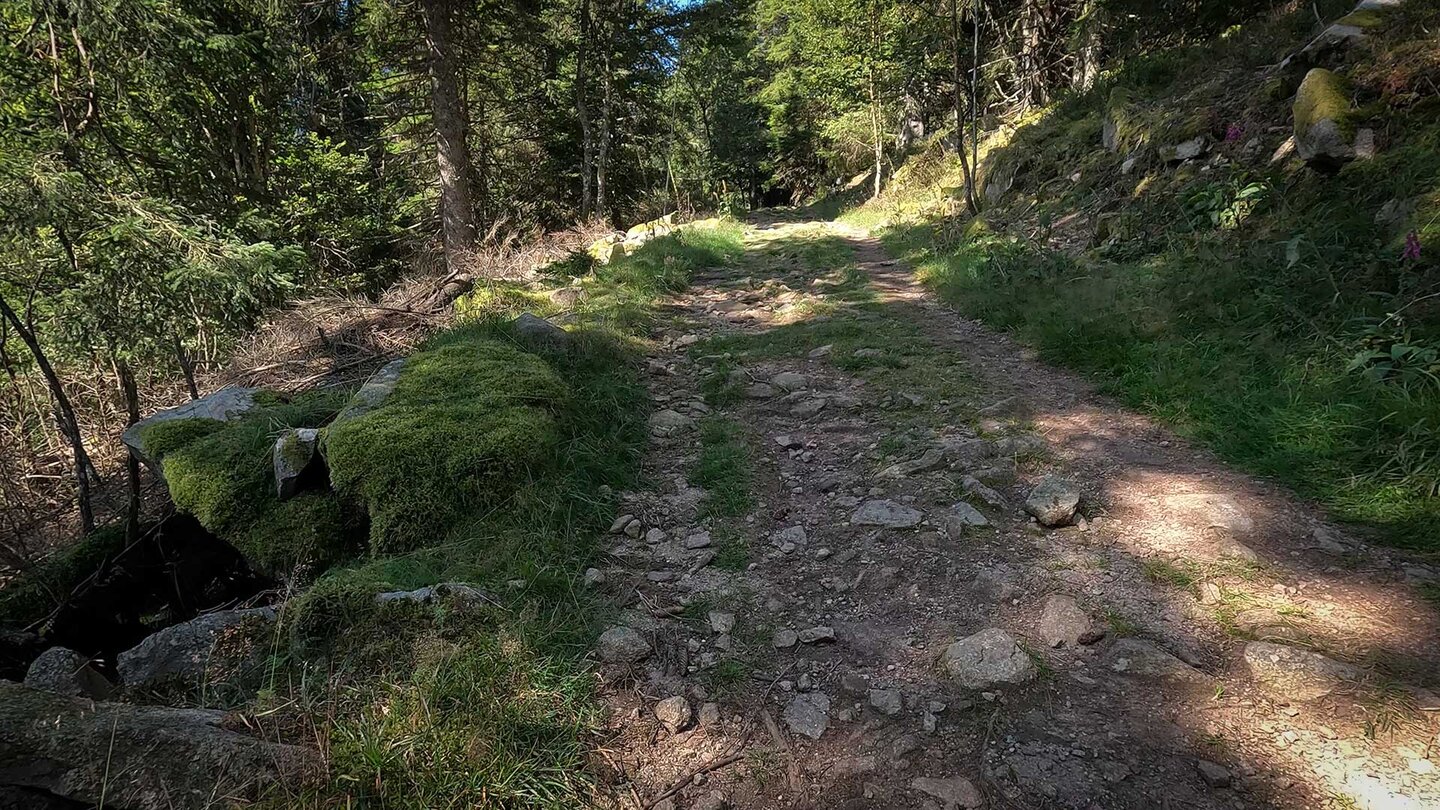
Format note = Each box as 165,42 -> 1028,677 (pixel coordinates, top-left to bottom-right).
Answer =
591,216 -> 1440,810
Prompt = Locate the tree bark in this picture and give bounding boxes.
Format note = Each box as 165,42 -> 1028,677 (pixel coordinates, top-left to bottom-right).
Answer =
0,295 -> 94,535
597,43 -> 612,220
420,0 -> 478,267
949,0 -> 979,214
173,333 -> 198,400
114,358 -> 141,544
577,0 -> 594,219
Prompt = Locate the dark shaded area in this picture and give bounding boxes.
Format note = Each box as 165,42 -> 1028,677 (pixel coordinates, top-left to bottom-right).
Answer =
0,514 -> 270,680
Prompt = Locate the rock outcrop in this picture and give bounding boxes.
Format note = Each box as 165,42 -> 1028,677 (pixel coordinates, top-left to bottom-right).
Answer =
121,387 -> 260,472
23,647 -> 113,700
117,607 -> 276,695
0,680 -> 317,809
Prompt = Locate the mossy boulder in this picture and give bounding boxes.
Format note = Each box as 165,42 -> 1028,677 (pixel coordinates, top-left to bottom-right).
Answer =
136,389 -> 352,578
1293,68 -> 1357,168
323,330 -> 570,555
121,387 -> 261,473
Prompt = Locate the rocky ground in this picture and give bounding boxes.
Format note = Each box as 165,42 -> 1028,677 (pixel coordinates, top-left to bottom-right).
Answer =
589,215 -> 1440,810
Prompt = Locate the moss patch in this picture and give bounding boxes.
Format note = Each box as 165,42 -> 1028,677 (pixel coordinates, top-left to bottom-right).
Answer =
141,389 -> 353,576
1293,68 -> 1353,140
324,334 -> 569,555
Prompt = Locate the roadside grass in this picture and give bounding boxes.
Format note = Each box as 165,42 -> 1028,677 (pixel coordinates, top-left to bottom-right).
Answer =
851,4 -> 1440,552
261,222 -> 744,808
693,417 -> 753,520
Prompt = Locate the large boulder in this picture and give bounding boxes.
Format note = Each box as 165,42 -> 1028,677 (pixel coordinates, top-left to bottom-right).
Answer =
23,647 -> 113,700
117,607 -> 277,696
0,680 -> 317,809
121,387 -> 260,472
941,628 -> 1037,689
1293,69 -> 1359,169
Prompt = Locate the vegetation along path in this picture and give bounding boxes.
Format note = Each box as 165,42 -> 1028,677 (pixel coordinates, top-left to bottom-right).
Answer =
591,215 -> 1440,810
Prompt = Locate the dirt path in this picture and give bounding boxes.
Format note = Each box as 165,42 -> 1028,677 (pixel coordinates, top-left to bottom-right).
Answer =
592,218 -> 1440,810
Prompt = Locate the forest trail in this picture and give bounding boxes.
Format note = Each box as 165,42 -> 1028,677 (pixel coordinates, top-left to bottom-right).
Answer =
595,215 -> 1440,810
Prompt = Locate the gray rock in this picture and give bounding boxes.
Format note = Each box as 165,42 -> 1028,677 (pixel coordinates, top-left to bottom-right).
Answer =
808,345 -> 833,358
649,409 -> 693,434
771,372 -> 808,391
1038,594 -> 1103,648
1242,641 -> 1361,701
910,776 -> 983,809
798,626 -> 835,644
1105,639 -> 1212,685
792,398 -> 828,418
783,692 -> 830,739
850,499 -> 922,528
698,701 -> 721,727
1024,475 -> 1080,527
121,387 -> 261,471
972,568 -> 1018,602
510,312 -> 569,346
961,477 -> 1006,508
654,695 -> 693,732
868,687 -> 902,716
0,680 -> 316,808
597,626 -> 652,664
708,611 -> 736,634
273,427 -> 321,500
333,358 -> 406,427
609,513 -> 636,533
772,525 -> 807,547
1196,759 -> 1231,788
118,607 -> 277,692
644,527 -> 668,544
773,629 -> 799,649
375,582 -> 492,606
879,447 -> 948,478
941,628 -> 1037,689
583,567 -> 606,586
24,647 -> 112,699
1167,135 -> 1208,162
692,790 -> 729,810
942,503 -> 990,536
744,383 -> 776,398
684,531 -> 712,549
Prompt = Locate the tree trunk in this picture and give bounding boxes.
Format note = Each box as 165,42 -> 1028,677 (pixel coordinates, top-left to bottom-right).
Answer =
597,44 -> 612,220
173,334 -> 198,400
577,0 -> 594,219
420,0 -> 477,266
0,295 -> 94,535
115,358 -> 141,544
1018,0 -> 1046,112
949,0 -> 979,214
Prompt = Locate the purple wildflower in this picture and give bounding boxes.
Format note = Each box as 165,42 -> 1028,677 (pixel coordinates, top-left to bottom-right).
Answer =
1224,123 -> 1244,143
1402,231 -> 1421,262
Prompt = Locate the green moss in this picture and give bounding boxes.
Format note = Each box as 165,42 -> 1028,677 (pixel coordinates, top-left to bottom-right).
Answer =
154,389 -> 351,576
325,334 -> 569,555
1335,9 -> 1385,29
0,525 -> 128,630
1294,68 -> 1353,139
136,418 -> 226,458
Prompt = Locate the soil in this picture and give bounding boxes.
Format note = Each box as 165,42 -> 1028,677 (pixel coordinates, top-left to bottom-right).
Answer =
593,217 -> 1440,810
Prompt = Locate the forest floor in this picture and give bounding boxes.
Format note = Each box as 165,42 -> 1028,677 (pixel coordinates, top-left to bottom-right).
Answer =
591,213 -> 1440,810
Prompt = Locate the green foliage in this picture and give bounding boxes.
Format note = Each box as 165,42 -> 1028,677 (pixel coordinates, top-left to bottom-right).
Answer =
143,390 -> 352,575
324,335 -> 569,555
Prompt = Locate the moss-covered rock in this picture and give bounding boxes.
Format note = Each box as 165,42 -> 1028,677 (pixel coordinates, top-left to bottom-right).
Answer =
139,389 -> 353,577
1293,68 -> 1356,167
324,331 -> 569,555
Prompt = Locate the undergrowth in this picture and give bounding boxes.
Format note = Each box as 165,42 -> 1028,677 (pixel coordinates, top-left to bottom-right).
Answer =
261,221 -> 744,808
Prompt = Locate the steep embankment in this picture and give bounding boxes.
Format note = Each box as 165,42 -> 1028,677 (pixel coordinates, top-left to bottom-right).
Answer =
853,1 -> 1440,550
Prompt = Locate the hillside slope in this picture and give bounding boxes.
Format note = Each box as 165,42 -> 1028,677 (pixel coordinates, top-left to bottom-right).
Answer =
851,1 -> 1440,549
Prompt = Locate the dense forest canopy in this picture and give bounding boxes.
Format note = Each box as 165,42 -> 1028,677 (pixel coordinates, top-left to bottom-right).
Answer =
0,0 -> 1403,548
